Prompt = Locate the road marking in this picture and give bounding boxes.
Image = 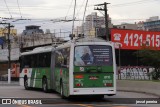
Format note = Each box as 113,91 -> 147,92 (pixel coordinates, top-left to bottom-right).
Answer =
112,105 -> 129,107
17,104 -> 94,107
76,104 -> 94,107
16,104 -> 131,107
17,104 -> 32,107
94,104 -> 113,106
93,104 -> 130,107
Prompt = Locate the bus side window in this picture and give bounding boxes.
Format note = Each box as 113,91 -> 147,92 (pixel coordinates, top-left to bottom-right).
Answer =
42,53 -> 47,67
55,51 -> 63,67
46,52 -> 51,67
66,48 -> 70,67
39,53 -> 44,67
30,55 -> 35,68
19,56 -> 23,73
24,55 -> 30,68
55,52 -> 60,67
63,53 -> 67,66
61,48 -> 70,68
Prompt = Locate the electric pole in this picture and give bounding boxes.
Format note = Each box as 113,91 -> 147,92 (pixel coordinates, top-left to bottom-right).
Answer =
0,22 -> 13,83
94,2 -> 110,41
0,23 -> 13,69
7,23 -> 11,69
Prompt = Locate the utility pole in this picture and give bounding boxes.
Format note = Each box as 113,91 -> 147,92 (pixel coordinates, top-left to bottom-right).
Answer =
7,23 -> 11,69
94,2 -> 110,41
0,23 -> 13,83
0,23 -> 13,69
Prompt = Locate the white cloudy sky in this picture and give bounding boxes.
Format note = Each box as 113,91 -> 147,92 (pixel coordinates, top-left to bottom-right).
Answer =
0,0 -> 160,34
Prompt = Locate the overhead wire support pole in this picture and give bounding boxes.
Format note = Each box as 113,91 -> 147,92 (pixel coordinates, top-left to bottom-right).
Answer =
0,22 -> 12,69
0,22 -> 13,83
94,2 -> 110,41
7,23 -> 11,84
7,23 -> 11,69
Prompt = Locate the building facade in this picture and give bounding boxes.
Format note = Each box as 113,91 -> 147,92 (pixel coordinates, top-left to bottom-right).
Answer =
74,12 -> 113,37
144,16 -> 160,31
137,21 -> 145,30
115,23 -> 138,30
0,25 -> 66,79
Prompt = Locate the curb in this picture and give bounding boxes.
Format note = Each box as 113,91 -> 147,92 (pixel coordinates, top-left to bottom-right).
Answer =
0,84 -> 20,86
118,89 -> 160,98
0,82 -> 19,86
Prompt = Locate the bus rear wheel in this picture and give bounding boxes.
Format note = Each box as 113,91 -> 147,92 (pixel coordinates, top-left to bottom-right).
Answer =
107,94 -> 115,96
60,81 -> 65,98
24,77 -> 29,90
42,78 -> 48,93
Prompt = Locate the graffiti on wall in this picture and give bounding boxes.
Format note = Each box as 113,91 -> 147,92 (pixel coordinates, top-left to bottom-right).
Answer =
117,66 -> 154,80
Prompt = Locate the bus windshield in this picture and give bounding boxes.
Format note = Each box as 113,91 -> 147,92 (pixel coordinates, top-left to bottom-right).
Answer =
74,45 -> 113,66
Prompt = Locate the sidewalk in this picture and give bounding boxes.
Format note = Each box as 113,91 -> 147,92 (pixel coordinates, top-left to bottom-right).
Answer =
0,81 -> 19,86
117,80 -> 160,97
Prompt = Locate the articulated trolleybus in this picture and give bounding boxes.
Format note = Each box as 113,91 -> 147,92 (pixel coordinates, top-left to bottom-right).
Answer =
19,37 -> 116,98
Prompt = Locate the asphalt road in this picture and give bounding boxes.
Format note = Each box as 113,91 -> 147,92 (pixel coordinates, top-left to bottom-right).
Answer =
0,86 -> 159,107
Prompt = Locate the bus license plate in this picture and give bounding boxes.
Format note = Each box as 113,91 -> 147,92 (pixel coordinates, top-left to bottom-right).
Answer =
89,76 -> 98,80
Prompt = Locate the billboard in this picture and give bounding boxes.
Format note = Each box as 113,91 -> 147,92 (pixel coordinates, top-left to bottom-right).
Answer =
0,37 -> 4,45
0,28 -> 17,37
111,29 -> 160,50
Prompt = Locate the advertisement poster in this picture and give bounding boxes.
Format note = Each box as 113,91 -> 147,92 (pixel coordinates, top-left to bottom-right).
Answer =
111,29 -> 160,50
74,45 -> 113,66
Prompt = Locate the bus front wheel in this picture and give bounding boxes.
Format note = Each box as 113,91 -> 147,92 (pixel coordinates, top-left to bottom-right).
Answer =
42,78 -> 48,93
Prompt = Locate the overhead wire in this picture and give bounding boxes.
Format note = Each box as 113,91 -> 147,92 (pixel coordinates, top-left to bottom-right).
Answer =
16,0 -> 22,18
75,0 -> 86,18
65,0 -> 74,19
110,0 -> 156,8
0,0 -> 159,35
0,0 -> 157,10
1,0 -> 158,21
3,0 -> 12,18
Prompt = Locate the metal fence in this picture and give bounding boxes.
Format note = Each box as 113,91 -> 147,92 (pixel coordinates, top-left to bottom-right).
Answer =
117,66 -> 154,80
0,74 -> 8,81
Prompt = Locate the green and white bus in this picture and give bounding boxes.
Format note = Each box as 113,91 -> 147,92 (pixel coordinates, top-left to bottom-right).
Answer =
19,37 -> 116,98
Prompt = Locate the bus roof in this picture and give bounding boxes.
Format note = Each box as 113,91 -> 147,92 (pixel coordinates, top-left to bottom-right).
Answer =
21,46 -> 52,56
21,37 -> 113,56
75,37 -> 107,42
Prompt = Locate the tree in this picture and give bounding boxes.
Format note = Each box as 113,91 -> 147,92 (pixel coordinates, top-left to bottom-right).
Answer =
136,48 -> 160,80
